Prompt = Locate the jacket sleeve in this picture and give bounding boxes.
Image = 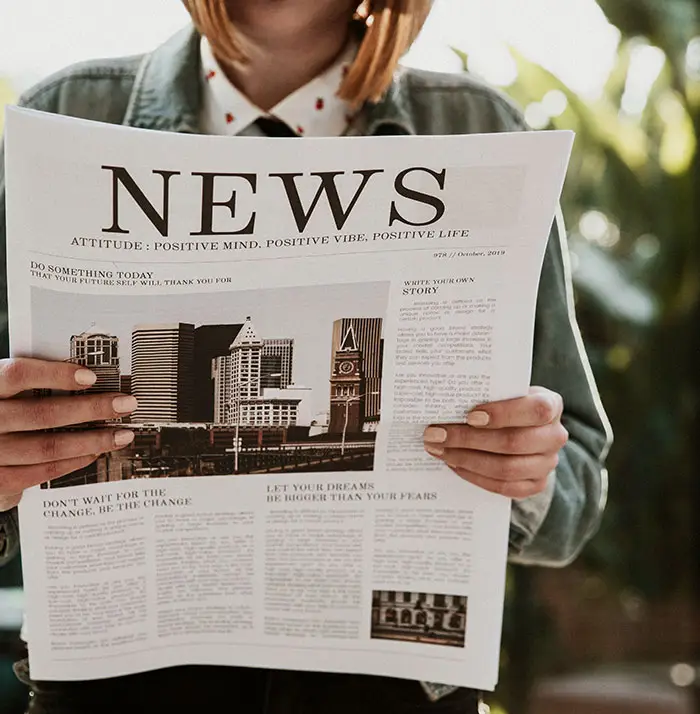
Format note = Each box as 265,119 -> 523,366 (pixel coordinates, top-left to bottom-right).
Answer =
0,91 -> 40,565
0,509 -> 20,566
507,208 -> 612,566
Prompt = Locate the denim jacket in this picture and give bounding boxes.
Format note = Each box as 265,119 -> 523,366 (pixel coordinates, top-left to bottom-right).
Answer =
0,28 -> 610,570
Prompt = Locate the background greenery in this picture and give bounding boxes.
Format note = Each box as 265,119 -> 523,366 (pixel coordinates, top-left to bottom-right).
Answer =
480,0 -> 700,711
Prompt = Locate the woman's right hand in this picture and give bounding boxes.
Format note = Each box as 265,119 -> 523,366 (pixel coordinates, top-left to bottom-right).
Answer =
0,358 -> 138,512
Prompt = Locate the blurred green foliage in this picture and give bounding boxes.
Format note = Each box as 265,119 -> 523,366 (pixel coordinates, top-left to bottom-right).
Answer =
467,2 -> 700,711
489,0 -> 699,599
572,0 -> 698,599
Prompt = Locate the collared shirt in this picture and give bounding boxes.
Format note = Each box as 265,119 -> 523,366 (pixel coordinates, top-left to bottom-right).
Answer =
199,37 -> 356,137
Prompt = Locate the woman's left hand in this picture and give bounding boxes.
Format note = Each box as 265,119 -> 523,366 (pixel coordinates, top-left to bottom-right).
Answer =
423,386 -> 569,499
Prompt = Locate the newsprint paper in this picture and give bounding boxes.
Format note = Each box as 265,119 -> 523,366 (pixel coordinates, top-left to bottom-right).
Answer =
5,106 -> 573,689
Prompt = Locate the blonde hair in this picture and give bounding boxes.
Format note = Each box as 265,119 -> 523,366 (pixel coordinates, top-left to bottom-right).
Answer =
183,0 -> 432,106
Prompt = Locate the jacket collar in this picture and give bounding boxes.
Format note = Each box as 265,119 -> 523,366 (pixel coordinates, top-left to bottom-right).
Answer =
123,26 -> 417,137
123,27 -> 203,133
363,67 -> 417,137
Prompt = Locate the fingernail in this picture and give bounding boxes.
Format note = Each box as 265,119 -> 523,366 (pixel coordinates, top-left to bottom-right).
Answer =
425,444 -> 444,457
112,396 -> 138,414
74,369 -> 97,386
424,427 -> 447,444
466,410 -> 490,427
114,430 -> 135,447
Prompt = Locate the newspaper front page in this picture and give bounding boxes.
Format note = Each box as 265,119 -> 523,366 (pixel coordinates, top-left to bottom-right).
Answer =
4,107 -> 573,689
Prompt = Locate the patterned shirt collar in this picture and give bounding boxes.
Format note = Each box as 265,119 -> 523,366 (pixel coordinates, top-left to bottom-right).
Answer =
199,36 -> 357,137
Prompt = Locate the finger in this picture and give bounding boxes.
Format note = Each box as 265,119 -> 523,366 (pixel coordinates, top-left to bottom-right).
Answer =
0,358 -> 98,399
0,454 -> 100,495
0,493 -> 22,512
424,423 -> 568,456
425,447 -> 559,482
449,466 -> 549,499
464,388 -> 564,430
0,394 -> 138,434
0,429 -> 135,466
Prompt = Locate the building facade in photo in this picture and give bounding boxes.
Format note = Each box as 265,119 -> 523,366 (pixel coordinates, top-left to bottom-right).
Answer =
70,332 -> 120,393
261,338 -> 293,389
213,353 -> 233,424
131,323 -> 195,423
229,317 -> 264,419
370,591 -> 467,648
120,374 -> 132,395
263,385 -> 312,426
212,317 -> 300,427
238,397 -> 300,427
331,318 -> 382,421
329,323 -> 366,435
193,324 -> 243,422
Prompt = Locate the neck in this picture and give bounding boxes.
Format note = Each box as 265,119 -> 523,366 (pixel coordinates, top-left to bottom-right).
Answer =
216,12 -> 353,111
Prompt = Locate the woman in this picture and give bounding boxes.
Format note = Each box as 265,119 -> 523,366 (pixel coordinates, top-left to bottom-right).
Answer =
0,1 -> 611,712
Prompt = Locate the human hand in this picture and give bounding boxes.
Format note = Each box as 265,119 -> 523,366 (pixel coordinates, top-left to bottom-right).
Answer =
0,358 -> 138,512
423,386 -> 568,499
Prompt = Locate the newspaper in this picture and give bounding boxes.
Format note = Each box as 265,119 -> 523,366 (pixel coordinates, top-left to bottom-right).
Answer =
4,106 -> 573,689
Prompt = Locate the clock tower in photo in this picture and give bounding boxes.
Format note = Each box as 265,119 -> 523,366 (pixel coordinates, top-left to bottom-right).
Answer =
329,323 -> 365,435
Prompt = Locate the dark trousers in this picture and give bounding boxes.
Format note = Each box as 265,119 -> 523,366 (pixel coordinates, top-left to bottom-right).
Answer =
15,662 -> 482,714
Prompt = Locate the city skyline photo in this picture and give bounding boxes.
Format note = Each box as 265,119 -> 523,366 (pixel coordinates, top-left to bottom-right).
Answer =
31,282 -> 389,421
31,282 -> 389,487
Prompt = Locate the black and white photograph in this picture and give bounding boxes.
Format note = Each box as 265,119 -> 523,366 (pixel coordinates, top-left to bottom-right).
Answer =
370,590 -> 468,648
31,282 -> 388,489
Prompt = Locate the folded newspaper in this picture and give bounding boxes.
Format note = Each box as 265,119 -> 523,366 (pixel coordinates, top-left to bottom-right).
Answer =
4,106 -> 572,689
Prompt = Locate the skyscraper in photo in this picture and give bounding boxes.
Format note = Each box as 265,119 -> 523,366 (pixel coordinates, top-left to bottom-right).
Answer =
131,323 -> 195,423
212,318 -> 300,427
70,332 -> 120,393
120,375 -> 132,395
331,318 -> 383,420
329,323 -> 365,434
213,316 -> 263,424
193,324 -> 243,422
212,353 -> 233,424
229,316 -> 264,416
261,338 -> 293,389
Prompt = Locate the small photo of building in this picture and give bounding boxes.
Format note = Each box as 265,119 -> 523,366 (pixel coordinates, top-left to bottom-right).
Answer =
370,590 -> 468,648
